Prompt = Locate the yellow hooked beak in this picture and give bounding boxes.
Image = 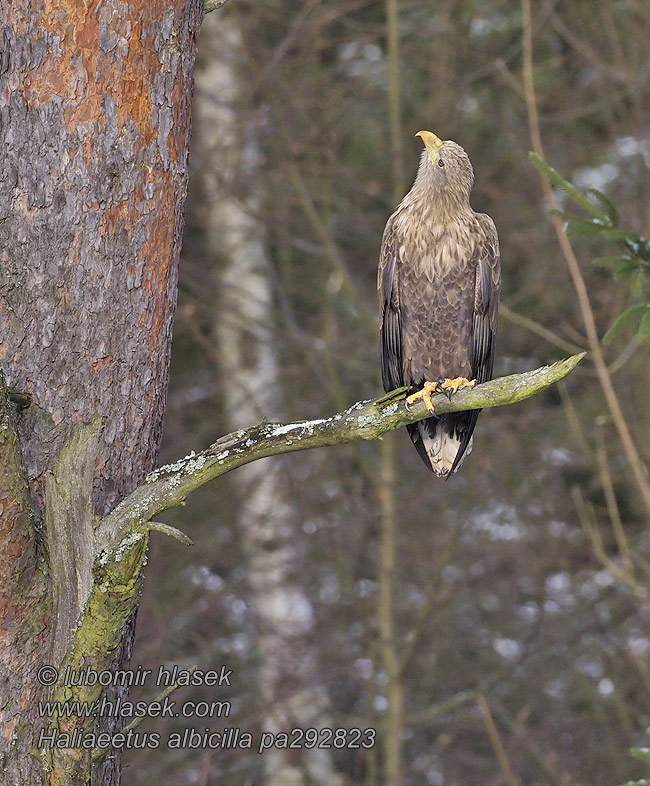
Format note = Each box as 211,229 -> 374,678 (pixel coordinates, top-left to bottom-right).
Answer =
415,130 -> 443,165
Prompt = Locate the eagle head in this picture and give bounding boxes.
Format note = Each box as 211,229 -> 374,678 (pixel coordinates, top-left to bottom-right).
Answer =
415,130 -> 475,203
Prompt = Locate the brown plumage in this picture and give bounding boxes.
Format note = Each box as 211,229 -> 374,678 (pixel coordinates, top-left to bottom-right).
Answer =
377,131 -> 500,476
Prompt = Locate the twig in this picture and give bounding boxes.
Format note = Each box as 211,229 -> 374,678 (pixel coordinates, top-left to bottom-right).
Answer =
571,486 -> 646,601
477,694 -> 520,786
286,162 -> 371,320
607,334 -> 642,375
521,0 -> 650,521
397,532 -> 457,677
492,702 -> 566,782
500,304 -> 584,356
595,425 -> 632,572
407,669 -> 503,725
628,648 -> 650,703
557,381 -> 593,461
92,666 -> 198,763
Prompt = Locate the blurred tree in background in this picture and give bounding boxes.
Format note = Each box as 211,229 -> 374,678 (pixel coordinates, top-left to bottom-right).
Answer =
128,2 -> 650,784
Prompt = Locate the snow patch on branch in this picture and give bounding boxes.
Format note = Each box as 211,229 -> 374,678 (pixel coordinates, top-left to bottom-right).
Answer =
270,419 -> 328,436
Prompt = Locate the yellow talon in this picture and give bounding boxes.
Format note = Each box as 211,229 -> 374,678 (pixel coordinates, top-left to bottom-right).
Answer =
406,377 -> 476,412
437,376 -> 476,397
406,381 -> 440,414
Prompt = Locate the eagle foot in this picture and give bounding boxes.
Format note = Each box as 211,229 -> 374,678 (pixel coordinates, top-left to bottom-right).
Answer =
406,381 -> 441,414
406,377 -> 476,413
435,376 -> 476,400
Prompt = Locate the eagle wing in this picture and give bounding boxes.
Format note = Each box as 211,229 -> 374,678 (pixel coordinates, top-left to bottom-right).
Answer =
378,214 -> 404,392
448,213 -> 501,474
471,213 -> 501,385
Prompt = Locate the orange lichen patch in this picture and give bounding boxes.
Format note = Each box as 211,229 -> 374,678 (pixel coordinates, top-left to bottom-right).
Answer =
100,201 -> 137,241
143,225 -> 176,285
122,77 -> 154,140
139,173 -> 176,295
147,277 -> 173,351
92,357 -> 113,372
140,242 -> 176,349
66,231 -> 82,270
28,0 -> 182,155
114,28 -> 155,142
167,79 -> 186,164
25,0 -> 101,109
22,67 -> 67,109
64,93 -> 103,128
74,0 -> 103,50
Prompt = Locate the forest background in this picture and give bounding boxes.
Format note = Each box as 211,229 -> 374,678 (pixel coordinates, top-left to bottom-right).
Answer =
127,2 -> 650,784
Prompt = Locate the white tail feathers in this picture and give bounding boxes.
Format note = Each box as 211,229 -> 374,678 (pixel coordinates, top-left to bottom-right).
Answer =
419,424 -> 473,477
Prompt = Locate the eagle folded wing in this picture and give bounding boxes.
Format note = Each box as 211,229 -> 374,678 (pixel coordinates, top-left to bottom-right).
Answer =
471,214 -> 501,386
449,216 -> 501,475
378,218 -> 404,393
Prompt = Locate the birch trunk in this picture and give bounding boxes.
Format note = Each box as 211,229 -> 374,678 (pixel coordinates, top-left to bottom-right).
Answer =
194,16 -> 341,786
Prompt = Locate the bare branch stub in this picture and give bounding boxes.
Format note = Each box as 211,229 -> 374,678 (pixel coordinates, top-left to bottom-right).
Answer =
204,0 -> 232,13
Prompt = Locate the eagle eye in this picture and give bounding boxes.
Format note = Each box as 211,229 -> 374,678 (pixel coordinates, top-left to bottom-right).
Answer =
437,158 -> 444,168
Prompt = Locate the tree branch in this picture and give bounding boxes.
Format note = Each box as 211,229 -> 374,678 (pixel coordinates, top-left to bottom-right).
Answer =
97,353 -> 585,553
46,531 -> 149,784
40,353 -> 583,779
204,0 -> 231,13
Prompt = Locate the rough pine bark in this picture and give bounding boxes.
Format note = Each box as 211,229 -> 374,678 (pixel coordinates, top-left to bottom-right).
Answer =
0,1 -> 202,784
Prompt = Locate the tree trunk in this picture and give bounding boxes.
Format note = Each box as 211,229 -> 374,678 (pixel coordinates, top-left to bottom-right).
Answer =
0,1 -> 201,783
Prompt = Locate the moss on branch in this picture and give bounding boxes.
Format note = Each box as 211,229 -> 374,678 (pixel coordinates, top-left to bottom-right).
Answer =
45,533 -> 148,784
43,418 -> 150,784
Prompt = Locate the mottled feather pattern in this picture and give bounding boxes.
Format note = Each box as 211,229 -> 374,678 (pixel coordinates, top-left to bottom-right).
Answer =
378,140 -> 500,476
